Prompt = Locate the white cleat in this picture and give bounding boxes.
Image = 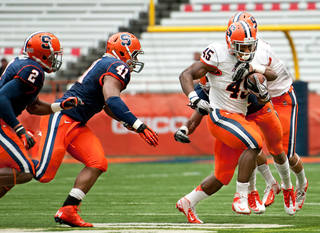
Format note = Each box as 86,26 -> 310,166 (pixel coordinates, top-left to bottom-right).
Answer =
232,192 -> 251,215
248,190 -> 266,214
176,197 -> 203,224
262,181 -> 281,207
282,184 -> 296,216
295,178 -> 308,212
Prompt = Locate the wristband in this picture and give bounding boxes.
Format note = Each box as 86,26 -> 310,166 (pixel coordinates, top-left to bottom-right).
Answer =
51,103 -> 63,112
133,119 -> 143,130
251,64 -> 266,74
180,126 -> 189,135
188,91 -> 198,104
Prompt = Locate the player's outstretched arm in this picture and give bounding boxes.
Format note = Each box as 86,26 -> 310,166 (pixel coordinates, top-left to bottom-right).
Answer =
103,75 -> 159,147
27,97 -> 83,115
174,111 -> 204,143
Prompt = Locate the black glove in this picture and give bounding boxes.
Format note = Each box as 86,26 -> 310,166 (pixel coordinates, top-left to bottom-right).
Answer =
232,62 -> 250,82
61,97 -> 83,110
136,123 -> 159,147
174,128 -> 190,143
15,126 -> 36,150
190,97 -> 213,115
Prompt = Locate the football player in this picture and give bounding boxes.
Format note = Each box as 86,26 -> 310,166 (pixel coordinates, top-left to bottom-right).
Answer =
175,76 -> 281,215
0,31 -> 81,199
34,32 -> 159,227
229,12 -> 308,212
176,21 -> 280,223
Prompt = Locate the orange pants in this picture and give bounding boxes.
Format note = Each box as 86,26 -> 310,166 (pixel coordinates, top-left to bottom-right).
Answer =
246,102 -> 283,155
35,112 -> 108,183
0,119 -> 35,174
271,86 -> 297,158
207,109 -> 263,185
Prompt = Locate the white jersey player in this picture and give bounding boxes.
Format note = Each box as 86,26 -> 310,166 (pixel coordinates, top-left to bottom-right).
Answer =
230,11 -> 308,212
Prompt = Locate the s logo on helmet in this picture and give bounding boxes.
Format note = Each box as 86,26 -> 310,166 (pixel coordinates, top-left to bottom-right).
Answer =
41,35 -> 52,50
120,34 -> 132,47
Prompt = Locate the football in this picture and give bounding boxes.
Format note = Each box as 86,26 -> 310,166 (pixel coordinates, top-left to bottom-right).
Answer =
247,73 -> 266,85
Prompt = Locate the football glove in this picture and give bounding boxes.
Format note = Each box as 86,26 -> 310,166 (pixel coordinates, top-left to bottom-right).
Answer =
136,123 -> 159,147
61,97 -> 84,110
190,97 -> 213,115
15,126 -> 36,150
174,128 -> 190,143
232,62 -> 250,82
247,74 -> 270,103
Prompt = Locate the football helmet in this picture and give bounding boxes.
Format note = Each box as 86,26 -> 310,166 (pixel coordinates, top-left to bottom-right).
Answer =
23,31 -> 62,73
226,22 -> 257,62
228,12 -> 258,33
106,32 -> 144,73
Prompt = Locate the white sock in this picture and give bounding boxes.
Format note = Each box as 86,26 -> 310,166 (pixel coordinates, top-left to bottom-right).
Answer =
248,167 -> 257,192
294,168 -> 307,188
185,185 -> 209,207
236,181 -> 249,196
258,163 -> 277,186
274,159 -> 292,189
69,188 -> 86,201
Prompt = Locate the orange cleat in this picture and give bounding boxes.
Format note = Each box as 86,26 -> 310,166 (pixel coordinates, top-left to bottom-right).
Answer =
54,205 -> 93,227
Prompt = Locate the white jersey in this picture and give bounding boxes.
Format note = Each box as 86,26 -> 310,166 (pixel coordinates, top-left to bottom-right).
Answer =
251,39 -> 293,97
201,42 -> 249,115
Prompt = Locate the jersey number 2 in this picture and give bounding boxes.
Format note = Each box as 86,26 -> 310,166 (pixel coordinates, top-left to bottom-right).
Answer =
28,69 -> 39,83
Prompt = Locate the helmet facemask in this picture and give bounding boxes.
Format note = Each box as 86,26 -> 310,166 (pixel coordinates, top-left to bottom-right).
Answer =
230,39 -> 257,63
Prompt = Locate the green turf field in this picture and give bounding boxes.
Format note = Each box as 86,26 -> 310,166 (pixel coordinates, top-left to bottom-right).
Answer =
0,158 -> 319,232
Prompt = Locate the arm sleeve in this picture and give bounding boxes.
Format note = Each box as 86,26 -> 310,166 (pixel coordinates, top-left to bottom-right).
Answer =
0,79 -> 29,129
106,96 -> 137,125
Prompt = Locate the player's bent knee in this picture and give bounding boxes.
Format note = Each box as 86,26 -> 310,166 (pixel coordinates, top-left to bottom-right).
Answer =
216,172 -> 234,185
89,156 -> 108,172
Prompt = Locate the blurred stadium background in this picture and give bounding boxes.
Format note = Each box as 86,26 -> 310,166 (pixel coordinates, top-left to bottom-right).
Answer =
1,0 -> 320,158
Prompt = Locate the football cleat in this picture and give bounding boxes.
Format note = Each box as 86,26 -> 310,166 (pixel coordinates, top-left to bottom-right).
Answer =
262,181 -> 281,207
295,178 -> 308,211
282,184 -> 296,216
54,205 -> 93,227
248,190 -> 266,214
232,192 -> 251,215
176,197 -> 203,224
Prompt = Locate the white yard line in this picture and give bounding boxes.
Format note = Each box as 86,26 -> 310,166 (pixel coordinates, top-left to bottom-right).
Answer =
0,222 -> 292,233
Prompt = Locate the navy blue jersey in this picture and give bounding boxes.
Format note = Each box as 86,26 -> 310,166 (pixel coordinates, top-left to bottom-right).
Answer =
247,94 -> 264,115
57,55 -> 131,124
0,55 -> 44,128
195,84 -> 209,102
195,83 -> 264,116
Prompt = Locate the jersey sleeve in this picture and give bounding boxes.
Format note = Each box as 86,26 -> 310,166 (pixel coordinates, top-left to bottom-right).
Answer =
200,43 -> 220,67
16,65 -> 44,92
105,61 -> 131,91
0,79 -> 30,129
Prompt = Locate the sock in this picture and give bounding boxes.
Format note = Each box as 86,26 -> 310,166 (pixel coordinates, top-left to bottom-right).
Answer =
185,185 -> 209,208
294,168 -> 307,188
248,167 -> 257,192
258,163 -> 277,186
236,181 -> 249,196
62,188 -> 86,207
274,159 -> 292,189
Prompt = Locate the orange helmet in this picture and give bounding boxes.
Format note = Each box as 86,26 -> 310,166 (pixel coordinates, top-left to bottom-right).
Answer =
23,31 -> 62,73
228,12 -> 257,33
226,21 -> 257,62
106,32 -> 144,73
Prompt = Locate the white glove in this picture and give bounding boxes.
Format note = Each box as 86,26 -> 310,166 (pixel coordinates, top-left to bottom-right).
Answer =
232,62 -> 250,82
174,128 -> 190,143
247,74 -> 270,103
191,97 -> 213,115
